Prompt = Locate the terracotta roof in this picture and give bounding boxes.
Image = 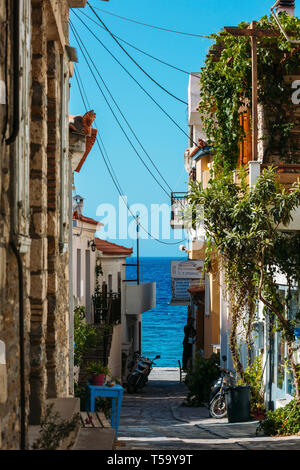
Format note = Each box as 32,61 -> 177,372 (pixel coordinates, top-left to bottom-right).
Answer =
73,211 -> 104,227
94,238 -> 133,256
75,128 -> 98,173
69,110 -> 98,173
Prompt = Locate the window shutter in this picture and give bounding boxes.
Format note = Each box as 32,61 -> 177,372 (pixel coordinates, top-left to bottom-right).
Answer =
14,0 -> 31,252
59,52 -> 70,253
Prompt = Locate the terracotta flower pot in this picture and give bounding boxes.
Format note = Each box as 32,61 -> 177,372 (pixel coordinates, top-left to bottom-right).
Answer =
91,374 -> 105,386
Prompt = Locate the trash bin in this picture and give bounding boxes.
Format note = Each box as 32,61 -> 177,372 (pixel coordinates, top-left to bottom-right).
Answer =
225,385 -> 251,423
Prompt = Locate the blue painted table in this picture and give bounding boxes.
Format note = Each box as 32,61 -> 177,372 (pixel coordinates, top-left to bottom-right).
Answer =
85,384 -> 124,438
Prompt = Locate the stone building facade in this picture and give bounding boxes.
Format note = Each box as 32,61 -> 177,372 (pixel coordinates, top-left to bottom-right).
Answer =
0,0 -> 87,450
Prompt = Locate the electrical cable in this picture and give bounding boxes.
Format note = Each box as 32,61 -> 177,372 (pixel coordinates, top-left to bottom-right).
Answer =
88,4 -> 211,39
71,10 -> 199,147
74,67 -> 125,197
72,65 -> 186,245
78,9 -> 200,78
73,18 -> 174,193
87,2 -> 188,106
70,20 -> 172,198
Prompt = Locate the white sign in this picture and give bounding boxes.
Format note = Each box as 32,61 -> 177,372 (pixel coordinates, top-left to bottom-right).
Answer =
171,260 -> 205,280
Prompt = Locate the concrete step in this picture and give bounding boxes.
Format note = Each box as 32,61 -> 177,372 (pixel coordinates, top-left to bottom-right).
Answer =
73,411 -> 115,450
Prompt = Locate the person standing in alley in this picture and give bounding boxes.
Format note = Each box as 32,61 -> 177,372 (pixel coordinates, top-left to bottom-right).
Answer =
182,317 -> 196,371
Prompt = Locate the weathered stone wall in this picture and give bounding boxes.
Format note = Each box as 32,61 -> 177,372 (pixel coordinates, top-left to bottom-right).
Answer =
30,0 -> 71,422
0,0 -> 73,447
0,0 -> 31,449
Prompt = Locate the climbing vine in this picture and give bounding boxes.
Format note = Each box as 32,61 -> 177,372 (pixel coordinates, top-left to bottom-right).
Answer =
199,12 -> 300,171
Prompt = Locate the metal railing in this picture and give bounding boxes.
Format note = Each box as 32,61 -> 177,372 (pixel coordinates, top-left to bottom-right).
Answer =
92,287 -> 121,325
171,192 -> 188,230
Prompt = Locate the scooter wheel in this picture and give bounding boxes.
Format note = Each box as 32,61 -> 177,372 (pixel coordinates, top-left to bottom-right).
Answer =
209,395 -> 227,419
126,384 -> 136,394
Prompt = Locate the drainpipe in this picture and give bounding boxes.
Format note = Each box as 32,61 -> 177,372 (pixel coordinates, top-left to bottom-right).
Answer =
10,241 -> 26,450
5,0 -> 26,450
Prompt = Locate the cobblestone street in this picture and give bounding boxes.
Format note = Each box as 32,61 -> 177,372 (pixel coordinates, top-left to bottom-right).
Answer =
118,368 -> 300,450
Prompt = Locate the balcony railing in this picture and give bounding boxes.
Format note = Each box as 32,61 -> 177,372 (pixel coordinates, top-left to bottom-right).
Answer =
92,290 -> 121,325
171,192 -> 188,230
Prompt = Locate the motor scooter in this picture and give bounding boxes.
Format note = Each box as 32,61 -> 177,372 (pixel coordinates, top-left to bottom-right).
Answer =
126,352 -> 160,393
209,364 -> 236,419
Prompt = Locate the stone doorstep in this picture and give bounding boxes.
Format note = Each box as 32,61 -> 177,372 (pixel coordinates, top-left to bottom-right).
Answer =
72,411 -> 115,450
73,427 -> 115,451
28,397 -> 81,450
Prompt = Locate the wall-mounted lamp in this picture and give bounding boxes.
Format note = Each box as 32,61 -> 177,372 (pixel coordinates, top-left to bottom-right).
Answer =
87,240 -> 96,252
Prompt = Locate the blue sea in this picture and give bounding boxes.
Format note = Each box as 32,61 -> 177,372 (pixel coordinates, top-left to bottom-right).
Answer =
126,257 -> 187,367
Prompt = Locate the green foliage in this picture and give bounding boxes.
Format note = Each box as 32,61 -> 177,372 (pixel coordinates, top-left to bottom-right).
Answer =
199,13 -> 300,171
74,306 -> 98,367
32,404 -> 80,450
87,360 -> 111,376
189,167 -> 300,394
237,355 -> 265,414
74,383 -> 112,419
95,397 -> 112,420
183,353 -> 220,406
95,258 -> 103,296
257,399 -> 300,436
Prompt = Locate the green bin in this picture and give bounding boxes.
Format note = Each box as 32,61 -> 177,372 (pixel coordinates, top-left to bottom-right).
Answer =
225,385 -> 251,423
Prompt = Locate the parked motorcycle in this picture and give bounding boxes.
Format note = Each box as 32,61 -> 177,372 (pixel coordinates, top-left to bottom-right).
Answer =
209,364 -> 236,419
126,351 -> 160,393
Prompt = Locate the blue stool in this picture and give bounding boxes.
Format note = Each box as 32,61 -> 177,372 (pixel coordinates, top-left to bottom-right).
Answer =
85,384 -> 124,438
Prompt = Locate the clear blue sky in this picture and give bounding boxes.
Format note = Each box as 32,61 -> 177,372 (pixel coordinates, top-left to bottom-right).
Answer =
69,0 -> 299,257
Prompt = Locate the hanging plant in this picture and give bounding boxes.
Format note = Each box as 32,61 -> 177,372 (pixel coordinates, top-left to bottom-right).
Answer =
198,12 -> 300,171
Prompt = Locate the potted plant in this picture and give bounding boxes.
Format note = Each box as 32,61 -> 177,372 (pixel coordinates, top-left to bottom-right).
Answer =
87,361 -> 110,386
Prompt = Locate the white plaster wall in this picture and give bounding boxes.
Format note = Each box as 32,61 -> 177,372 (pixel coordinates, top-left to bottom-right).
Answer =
107,324 -> 122,380
72,221 -> 97,322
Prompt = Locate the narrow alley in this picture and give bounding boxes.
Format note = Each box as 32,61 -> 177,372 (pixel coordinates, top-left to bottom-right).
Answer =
118,369 -> 300,451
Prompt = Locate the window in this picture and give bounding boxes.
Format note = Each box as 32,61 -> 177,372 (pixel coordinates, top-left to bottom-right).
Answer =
14,0 -> 31,250
77,249 -> 81,298
108,274 -> 112,292
118,272 -> 121,292
59,52 -> 70,253
239,110 -> 252,167
85,250 -> 91,318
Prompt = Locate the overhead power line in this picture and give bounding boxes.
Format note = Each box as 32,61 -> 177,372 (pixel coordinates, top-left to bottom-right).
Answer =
71,10 -> 199,147
70,20 -> 172,198
87,2 -> 188,106
78,10 -> 200,78
88,4 -> 211,39
73,65 -> 186,246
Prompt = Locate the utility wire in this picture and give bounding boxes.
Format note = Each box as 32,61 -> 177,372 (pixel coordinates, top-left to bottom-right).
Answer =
73,65 -> 186,245
70,20 -> 172,198
71,10 -> 199,147
78,9 -> 200,78
88,4 -> 211,39
74,67 -> 124,196
87,2 -> 188,106
74,46 -> 172,195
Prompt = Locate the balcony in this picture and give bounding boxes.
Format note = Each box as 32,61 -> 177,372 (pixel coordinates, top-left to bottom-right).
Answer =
171,192 -> 188,230
125,282 -> 156,316
92,292 -> 121,325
